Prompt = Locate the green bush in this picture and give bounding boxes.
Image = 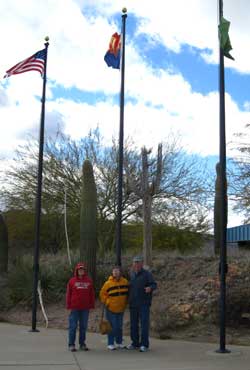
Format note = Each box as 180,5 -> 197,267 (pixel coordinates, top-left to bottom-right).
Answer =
122,223 -> 143,252
0,276 -> 11,311
40,264 -> 72,302
6,255 -> 73,306
5,210 -> 81,258
8,256 -> 34,306
122,222 -> 203,254
4,220 -> 204,308
6,252 -> 113,306
152,224 -> 203,253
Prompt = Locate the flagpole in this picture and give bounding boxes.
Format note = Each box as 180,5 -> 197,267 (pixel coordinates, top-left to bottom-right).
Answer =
115,8 -> 127,267
216,0 -> 230,353
30,37 -> 49,332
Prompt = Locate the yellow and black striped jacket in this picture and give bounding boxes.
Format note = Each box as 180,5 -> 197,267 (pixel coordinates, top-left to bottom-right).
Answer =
99,276 -> 129,313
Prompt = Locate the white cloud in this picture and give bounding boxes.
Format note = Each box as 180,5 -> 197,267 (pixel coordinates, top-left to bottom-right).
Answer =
1,0 -> 250,227
74,0 -> 250,74
35,85 -> 249,158
0,0 -> 249,160
243,101 -> 250,111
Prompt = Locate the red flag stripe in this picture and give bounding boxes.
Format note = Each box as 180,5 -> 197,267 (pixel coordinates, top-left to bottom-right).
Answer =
4,49 -> 46,78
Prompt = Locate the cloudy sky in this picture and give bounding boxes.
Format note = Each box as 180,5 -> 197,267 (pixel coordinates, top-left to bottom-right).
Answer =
0,0 -> 250,226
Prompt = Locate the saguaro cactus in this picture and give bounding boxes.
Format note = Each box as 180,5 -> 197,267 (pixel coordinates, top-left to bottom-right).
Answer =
0,213 -> 8,274
126,144 -> 163,266
214,162 -> 227,255
80,159 -> 97,283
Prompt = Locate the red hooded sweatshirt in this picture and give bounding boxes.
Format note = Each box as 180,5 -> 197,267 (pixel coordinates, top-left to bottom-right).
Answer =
66,263 -> 95,310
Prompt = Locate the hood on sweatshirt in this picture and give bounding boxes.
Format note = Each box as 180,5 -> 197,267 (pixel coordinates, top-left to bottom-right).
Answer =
108,275 -> 123,282
74,262 -> 87,277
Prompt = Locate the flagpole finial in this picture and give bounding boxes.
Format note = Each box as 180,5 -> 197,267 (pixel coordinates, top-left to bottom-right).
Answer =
44,36 -> 49,42
122,7 -> 127,14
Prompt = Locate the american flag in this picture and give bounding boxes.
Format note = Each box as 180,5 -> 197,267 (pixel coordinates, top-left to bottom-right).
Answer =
4,49 -> 46,78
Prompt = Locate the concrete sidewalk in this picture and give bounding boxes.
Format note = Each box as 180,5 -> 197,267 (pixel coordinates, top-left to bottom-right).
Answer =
0,322 -> 249,370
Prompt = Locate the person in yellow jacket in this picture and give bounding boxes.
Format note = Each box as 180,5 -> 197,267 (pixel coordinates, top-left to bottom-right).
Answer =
99,266 -> 129,350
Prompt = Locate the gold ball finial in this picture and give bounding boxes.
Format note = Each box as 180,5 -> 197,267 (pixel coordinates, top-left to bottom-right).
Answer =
44,36 -> 49,42
122,7 -> 127,13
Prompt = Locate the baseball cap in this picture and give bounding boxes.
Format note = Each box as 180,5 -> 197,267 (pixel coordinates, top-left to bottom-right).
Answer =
133,255 -> 143,263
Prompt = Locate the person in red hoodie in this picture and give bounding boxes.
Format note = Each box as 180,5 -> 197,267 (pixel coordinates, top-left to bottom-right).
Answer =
66,262 -> 95,352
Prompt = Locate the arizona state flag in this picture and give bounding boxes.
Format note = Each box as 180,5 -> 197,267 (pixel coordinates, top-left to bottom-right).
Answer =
104,32 -> 121,69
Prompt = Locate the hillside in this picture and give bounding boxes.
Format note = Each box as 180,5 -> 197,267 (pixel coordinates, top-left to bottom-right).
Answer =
1,254 -> 250,345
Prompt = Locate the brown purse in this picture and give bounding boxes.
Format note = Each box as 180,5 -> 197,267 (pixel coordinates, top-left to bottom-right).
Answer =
99,304 -> 112,335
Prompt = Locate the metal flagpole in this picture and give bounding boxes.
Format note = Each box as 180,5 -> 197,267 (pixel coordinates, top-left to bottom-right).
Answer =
30,37 -> 49,332
216,0 -> 230,353
115,8 -> 127,267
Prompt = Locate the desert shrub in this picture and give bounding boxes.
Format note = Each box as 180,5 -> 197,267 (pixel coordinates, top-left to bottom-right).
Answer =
121,222 -> 204,254
95,268 -> 110,295
8,256 -> 33,306
122,223 -> 143,251
40,264 -> 72,302
7,255 -> 74,306
0,276 -> 11,311
152,224 -> 203,253
4,250 -> 126,309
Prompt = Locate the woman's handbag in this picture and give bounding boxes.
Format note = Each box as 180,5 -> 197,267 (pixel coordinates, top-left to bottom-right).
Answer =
99,304 -> 112,335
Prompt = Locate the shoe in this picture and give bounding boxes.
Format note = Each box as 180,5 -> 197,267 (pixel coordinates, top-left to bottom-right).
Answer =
140,346 -> 148,352
69,345 -> 76,352
126,343 -> 138,350
116,343 -> 126,349
79,343 -> 89,351
107,344 -> 116,350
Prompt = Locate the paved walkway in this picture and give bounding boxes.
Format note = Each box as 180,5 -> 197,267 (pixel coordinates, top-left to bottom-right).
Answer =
0,323 -> 249,370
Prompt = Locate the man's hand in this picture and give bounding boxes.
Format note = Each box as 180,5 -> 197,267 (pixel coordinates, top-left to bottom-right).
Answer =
144,287 -> 152,293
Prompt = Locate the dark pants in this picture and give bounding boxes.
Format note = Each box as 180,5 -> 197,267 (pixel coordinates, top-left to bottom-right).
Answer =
129,305 -> 150,348
68,309 -> 89,347
106,309 -> 124,345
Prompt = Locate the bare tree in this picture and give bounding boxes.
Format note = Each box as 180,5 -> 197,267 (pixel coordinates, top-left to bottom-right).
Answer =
0,129 -> 140,253
1,129 -> 212,257
228,124 -> 250,223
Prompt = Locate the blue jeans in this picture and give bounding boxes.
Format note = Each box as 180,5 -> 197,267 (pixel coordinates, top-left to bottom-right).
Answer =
130,305 -> 150,348
106,309 -> 124,346
68,309 -> 89,347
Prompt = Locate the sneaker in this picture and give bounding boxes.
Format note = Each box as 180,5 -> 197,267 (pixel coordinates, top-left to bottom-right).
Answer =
69,345 -> 76,352
107,344 -> 116,350
140,346 -> 148,352
126,343 -> 138,350
116,343 -> 126,349
79,343 -> 89,351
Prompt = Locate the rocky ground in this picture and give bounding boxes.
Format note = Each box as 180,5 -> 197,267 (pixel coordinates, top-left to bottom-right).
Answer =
2,253 -> 250,346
